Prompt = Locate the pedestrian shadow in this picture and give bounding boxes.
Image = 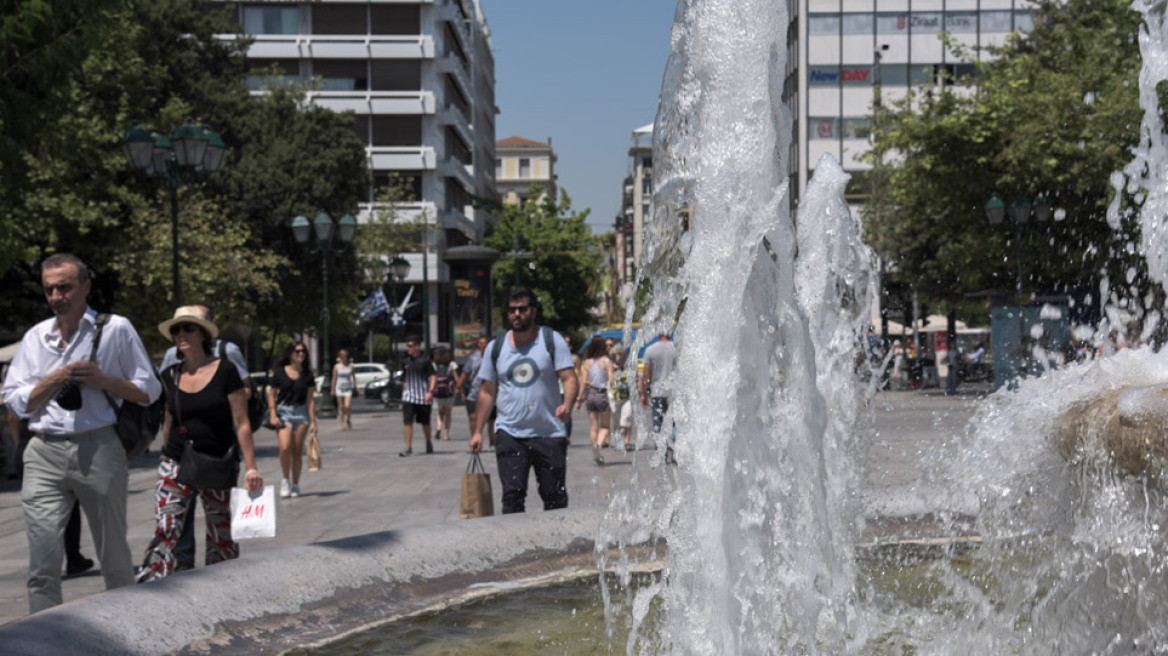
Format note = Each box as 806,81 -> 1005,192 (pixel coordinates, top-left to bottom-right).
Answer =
299,490 -> 349,499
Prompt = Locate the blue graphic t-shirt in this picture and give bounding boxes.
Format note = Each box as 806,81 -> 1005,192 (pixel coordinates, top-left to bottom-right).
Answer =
478,328 -> 573,438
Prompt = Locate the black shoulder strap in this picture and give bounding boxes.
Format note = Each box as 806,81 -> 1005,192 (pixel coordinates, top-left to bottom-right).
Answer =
89,313 -> 111,363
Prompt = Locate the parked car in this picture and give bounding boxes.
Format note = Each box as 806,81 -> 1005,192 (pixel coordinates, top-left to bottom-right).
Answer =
364,371 -> 404,405
315,362 -> 391,394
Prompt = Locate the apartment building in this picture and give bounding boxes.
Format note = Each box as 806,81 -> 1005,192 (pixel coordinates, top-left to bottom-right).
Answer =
612,0 -> 1036,294
214,0 -> 498,347
495,136 -> 557,205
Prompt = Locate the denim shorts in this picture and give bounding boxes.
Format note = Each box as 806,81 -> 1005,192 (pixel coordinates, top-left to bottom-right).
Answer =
277,403 -> 310,428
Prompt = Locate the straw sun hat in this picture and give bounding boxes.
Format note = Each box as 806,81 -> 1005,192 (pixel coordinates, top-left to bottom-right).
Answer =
158,305 -> 219,341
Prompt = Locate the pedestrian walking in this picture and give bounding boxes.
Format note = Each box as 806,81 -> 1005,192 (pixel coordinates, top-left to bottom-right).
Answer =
399,337 -> 434,456
1,253 -> 161,613
431,346 -> 459,441
460,336 -> 495,449
136,306 -> 263,581
332,349 -> 355,432
607,344 -> 634,452
158,302 -> 251,571
267,342 -> 316,498
577,337 -> 613,466
470,288 -> 577,514
640,333 -> 677,462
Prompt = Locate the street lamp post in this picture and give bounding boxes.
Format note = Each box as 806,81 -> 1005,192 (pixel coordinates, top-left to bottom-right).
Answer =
985,192 -> 1051,380
293,211 -> 357,419
121,122 -> 226,304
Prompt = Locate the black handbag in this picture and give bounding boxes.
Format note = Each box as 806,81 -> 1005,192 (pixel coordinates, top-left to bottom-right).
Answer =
247,384 -> 268,432
171,367 -> 239,490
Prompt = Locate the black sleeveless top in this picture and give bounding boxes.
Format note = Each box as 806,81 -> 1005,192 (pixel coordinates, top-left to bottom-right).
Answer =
162,359 -> 243,461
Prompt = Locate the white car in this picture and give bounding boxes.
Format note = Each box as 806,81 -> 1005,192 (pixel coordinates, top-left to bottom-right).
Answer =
316,362 -> 391,394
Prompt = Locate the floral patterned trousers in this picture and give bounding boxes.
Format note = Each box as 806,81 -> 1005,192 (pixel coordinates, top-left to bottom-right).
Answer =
137,456 -> 237,583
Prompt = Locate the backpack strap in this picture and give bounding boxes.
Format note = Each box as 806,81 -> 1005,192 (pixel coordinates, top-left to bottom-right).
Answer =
490,326 -> 559,375
89,313 -> 111,363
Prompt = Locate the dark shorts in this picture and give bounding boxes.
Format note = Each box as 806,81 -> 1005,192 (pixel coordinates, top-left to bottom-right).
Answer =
585,387 -> 610,413
402,402 -> 431,425
466,401 -> 497,422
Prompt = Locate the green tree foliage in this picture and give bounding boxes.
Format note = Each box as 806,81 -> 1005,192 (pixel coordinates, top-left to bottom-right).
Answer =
0,0 -> 370,350
868,0 -> 1154,310
484,187 -> 601,334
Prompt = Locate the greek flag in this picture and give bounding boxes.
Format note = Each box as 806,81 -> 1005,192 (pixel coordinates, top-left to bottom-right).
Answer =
357,287 -> 389,323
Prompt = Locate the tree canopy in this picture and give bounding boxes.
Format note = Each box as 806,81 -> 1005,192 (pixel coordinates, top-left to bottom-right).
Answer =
0,0 -> 370,354
868,0 -> 1157,316
484,188 -> 602,335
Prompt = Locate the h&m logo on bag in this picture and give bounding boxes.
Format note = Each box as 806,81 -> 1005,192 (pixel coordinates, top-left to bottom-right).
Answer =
239,502 -> 267,518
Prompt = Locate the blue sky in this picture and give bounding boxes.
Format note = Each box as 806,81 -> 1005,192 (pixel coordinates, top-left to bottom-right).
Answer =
481,1 -> 679,234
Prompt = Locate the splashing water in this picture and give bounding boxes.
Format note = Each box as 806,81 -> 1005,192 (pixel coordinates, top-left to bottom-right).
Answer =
601,1 -> 875,653
599,0 -> 1168,653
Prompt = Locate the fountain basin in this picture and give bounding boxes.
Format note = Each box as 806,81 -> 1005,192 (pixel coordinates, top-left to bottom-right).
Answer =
0,508 -> 626,655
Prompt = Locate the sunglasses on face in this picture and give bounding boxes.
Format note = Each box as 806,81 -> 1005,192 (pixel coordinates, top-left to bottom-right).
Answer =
507,305 -> 533,314
169,323 -> 200,336
43,283 -> 75,296
293,349 -> 307,355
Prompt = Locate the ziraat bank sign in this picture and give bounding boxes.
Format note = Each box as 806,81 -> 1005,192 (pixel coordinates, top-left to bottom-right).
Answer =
809,66 -> 873,86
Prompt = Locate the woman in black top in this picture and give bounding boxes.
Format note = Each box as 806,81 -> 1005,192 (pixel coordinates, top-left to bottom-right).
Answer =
267,342 -> 317,499
138,307 -> 263,582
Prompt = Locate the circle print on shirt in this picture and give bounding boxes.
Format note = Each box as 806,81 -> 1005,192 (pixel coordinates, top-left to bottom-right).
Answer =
506,357 -> 541,388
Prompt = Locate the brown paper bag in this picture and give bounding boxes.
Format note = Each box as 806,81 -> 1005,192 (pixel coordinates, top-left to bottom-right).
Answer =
307,432 -> 322,471
460,453 -> 494,519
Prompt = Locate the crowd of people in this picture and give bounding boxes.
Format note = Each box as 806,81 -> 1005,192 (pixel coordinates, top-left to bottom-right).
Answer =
0,254 -> 680,616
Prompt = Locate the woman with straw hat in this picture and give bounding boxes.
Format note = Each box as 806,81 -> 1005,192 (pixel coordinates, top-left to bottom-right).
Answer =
137,307 -> 263,582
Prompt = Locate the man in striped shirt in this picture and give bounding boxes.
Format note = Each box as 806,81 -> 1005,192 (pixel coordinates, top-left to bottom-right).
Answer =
399,337 -> 435,457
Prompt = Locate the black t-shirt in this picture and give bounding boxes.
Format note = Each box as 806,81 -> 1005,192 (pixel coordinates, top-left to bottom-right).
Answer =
272,366 -> 313,406
163,359 -> 244,461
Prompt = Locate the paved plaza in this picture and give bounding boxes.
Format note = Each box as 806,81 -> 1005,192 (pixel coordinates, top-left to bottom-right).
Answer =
0,386 -> 989,627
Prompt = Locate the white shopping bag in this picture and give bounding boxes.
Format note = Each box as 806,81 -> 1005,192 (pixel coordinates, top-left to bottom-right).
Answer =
230,485 -> 277,539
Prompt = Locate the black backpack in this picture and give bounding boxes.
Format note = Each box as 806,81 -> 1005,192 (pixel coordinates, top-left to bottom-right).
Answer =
92,314 -> 165,459
433,364 -> 456,398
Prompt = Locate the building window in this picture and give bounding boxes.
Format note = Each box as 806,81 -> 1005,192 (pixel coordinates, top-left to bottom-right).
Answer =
841,13 -> 873,35
350,115 -> 370,145
446,128 -> 471,165
1014,11 -> 1036,32
981,10 -> 1013,32
878,64 -> 908,86
371,60 -> 421,91
242,5 -> 299,35
371,4 -> 420,34
496,158 -> 503,177
945,12 -> 977,33
373,171 -> 423,203
311,4 -> 366,35
811,117 -> 838,140
313,60 -> 367,91
809,13 -> 841,34
371,116 -> 422,146
911,13 -> 942,34
446,180 -> 472,213
840,118 -> 872,139
519,158 -> 531,178
245,59 -> 299,91
876,13 -> 907,34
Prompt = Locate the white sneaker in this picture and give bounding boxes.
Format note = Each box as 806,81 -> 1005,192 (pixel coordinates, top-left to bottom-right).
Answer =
290,484 -> 300,498
279,478 -> 292,498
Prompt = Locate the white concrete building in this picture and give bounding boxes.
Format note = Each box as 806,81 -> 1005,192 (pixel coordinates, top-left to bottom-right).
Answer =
213,0 -> 498,347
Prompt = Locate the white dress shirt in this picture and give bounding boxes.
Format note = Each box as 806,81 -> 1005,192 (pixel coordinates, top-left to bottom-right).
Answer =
1,307 -> 162,436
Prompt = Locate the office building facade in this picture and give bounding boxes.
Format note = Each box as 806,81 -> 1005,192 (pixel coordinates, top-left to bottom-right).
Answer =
213,0 -> 498,347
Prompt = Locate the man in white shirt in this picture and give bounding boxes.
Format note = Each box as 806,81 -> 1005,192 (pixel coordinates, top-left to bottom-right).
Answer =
0,254 -> 161,613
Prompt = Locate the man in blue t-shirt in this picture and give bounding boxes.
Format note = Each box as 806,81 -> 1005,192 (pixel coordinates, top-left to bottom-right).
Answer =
470,287 -> 577,514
